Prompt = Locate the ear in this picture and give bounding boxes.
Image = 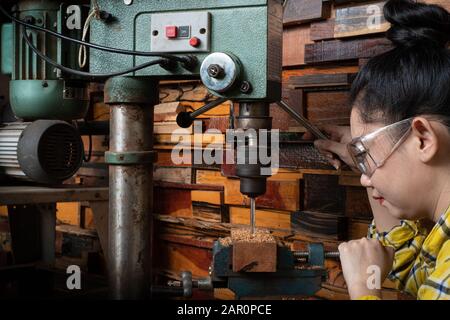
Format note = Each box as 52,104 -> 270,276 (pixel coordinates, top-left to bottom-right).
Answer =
410,117 -> 438,163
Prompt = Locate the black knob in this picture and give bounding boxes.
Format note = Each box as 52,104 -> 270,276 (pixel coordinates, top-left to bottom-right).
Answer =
176,111 -> 194,128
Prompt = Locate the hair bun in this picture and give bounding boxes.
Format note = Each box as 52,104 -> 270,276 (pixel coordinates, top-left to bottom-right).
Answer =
384,0 -> 450,48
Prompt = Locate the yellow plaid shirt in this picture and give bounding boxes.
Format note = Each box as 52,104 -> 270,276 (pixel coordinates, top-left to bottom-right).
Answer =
363,204 -> 450,300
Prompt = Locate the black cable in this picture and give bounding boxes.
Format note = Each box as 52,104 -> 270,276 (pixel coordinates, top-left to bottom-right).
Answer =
22,28 -> 167,78
0,5 -> 189,64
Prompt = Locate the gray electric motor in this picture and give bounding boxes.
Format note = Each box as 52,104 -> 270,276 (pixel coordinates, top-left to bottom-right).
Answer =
0,120 -> 83,183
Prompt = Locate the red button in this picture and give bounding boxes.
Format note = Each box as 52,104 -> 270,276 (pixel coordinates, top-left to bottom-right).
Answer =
165,26 -> 178,38
189,37 -> 201,47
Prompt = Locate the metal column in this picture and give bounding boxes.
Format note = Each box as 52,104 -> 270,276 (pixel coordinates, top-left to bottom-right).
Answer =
104,77 -> 158,300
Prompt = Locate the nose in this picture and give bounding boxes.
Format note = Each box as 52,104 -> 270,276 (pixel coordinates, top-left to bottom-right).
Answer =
360,174 -> 373,188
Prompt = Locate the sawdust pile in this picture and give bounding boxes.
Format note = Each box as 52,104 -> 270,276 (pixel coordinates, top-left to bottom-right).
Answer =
219,228 -> 276,247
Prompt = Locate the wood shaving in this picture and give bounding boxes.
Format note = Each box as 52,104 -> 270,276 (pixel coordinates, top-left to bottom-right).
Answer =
219,227 -> 276,247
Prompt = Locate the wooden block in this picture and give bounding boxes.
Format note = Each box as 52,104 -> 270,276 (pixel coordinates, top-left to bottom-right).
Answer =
232,241 -> 277,272
192,202 -> 224,222
154,185 -> 193,218
338,174 -> 361,187
229,206 -> 291,230
224,178 -> 301,211
283,65 -> 360,82
81,207 -> 96,230
348,218 -> 370,240
301,174 -> 345,213
271,88 -> 305,131
154,121 -> 193,134
289,73 -> 356,88
191,190 -> 222,206
305,37 -> 393,64
306,91 -> 352,125
154,102 -> 185,122
283,25 -> 314,67
159,87 -> 183,103
156,148 -> 192,167
283,0 -> 331,25
153,166 -> 192,184
154,133 -> 224,146
344,186 -> 373,219
56,202 -> 80,226
92,102 -> 109,121
203,116 -> 230,133
55,225 -> 100,258
310,19 -> 335,41
180,83 -> 210,102
155,233 -> 213,278
334,1 -> 389,39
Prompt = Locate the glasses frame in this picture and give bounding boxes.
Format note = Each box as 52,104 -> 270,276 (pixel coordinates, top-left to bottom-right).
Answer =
347,117 -> 414,177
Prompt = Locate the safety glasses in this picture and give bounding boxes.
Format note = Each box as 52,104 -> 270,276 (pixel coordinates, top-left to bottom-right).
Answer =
347,118 -> 414,177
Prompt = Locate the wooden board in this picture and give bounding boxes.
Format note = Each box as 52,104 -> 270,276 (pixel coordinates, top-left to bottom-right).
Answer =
155,234 -> 213,278
271,87 -> 305,131
347,218 -> 371,240
232,241 -> 277,272
154,102 -> 185,122
301,174 -> 345,213
153,166 -> 192,184
306,91 -> 352,125
192,202 -> 224,222
289,73 -> 356,88
283,0 -> 331,25
154,186 -> 193,218
156,148 -> 192,167
154,133 -> 225,146
229,206 -> 291,230
282,65 -> 360,82
154,121 -> 193,134
305,37 -> 393,64
283,25 -> 314,67
334,1 -> 389,39
310,19 -> 335,41
344,186 -> 373,219
191,190 -> 222,206
56,202 -> 80,226
203,116 -> 230,133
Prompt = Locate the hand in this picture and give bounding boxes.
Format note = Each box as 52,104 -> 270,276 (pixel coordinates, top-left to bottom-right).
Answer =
338,238 -> 394,299
303,125 -> 355,170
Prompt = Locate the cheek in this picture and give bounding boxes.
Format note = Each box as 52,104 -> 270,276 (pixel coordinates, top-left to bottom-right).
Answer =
371,151 -> 420,206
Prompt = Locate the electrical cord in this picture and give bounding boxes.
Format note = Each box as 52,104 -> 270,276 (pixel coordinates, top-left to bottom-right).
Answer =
22,28 -> 168,78
0,5 -> 191,64
79,9 -> 98,68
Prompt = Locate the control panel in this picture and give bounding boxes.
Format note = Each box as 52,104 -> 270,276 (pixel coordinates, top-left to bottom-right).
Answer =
150,12 -> 211,53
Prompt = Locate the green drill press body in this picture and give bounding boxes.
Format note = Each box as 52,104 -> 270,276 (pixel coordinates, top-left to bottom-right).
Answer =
89,0 -> 283,102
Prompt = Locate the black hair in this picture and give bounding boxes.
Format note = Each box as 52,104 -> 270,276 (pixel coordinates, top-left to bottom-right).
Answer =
350,0 -> 450,127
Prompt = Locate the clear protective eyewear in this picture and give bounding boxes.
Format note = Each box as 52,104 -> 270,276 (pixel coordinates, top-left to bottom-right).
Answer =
347,117 -> 414,177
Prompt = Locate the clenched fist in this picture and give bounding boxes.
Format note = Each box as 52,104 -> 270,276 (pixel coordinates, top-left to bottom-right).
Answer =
338,238 -> 395,299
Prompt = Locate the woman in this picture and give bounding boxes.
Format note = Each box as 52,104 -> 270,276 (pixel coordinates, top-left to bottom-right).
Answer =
312,0 -> 450,299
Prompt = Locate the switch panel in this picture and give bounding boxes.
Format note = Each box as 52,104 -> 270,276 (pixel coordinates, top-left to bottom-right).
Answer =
151,12 -> 210,53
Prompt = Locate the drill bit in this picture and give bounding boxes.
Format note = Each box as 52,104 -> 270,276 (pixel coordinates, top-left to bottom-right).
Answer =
250,197 -> 256,235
